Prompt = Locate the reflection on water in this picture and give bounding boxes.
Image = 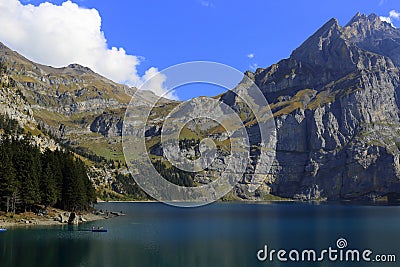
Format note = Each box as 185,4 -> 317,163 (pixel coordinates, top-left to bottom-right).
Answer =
1,202 -> 399,267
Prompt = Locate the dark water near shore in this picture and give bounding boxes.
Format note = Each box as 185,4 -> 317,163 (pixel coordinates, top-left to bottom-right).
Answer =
1,202 -> 399,267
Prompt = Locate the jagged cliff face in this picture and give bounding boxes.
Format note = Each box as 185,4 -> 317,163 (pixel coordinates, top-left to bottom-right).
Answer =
243,13 -> 400,201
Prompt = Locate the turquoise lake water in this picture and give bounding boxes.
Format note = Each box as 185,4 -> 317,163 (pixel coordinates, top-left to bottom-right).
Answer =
1,202 -> 399,267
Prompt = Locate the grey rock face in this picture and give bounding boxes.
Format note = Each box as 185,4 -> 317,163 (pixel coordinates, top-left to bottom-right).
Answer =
90,113 -> 123,137
342,13 -> 400,67
240,13 -> 400,201
68,212 -> 79,225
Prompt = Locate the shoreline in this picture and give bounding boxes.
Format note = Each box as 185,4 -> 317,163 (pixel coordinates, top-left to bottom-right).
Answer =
3,199 -> 394,229
95,199 -> 397,205
0,208 -> 120,229
96,200 -> 158,203
95,199 -> 292,203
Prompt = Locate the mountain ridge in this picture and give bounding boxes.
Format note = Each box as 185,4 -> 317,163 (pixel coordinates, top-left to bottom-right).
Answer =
2,13 -> 400,202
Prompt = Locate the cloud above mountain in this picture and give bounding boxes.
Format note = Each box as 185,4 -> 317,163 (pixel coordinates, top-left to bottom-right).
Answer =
0,0 -> 170,97
380,9 -> 400,28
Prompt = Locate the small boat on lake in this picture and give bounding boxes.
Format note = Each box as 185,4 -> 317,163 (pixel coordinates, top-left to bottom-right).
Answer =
92,229 -> 107,233
0,228 -> 7,232
91,226 -> 107,233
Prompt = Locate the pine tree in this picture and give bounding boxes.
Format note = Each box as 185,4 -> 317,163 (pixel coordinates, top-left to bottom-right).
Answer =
0,140 -> 17,212
61,155 -> 88,211
81,161 -> 96,208
14,140 -> 41,211
40,163 -> 58,208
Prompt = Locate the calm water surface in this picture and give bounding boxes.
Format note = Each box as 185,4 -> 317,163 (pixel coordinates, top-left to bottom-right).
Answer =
1,202 -> 399,267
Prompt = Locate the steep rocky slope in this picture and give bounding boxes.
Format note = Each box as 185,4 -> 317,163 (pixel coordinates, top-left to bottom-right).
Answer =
243,13 -> 400,201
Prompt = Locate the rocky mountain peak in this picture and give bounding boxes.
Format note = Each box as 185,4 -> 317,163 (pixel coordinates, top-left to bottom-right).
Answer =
291,13 -> 400,66
286,16 -> 360,88
345,12 -> 380,27
253,13 -> 400,96
291,17 -> 342,62
65,63 -> 95,74
342,12 -> 400,66
342,12 -> 397,42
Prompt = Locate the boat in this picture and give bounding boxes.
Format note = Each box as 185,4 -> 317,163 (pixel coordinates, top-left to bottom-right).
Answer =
92,228 -> 107,232
91,227 -> 107,233
0,228 -> 7,232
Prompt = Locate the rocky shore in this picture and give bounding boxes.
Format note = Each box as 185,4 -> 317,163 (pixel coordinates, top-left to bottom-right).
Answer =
0,208 -> 124,228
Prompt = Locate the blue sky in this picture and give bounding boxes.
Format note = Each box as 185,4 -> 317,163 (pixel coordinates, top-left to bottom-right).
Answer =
7,0 -> 400,99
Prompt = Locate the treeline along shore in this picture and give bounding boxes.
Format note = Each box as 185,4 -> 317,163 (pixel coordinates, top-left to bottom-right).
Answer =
0,115 -> 96,215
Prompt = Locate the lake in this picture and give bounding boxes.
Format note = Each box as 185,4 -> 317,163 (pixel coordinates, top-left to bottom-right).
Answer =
1,202 -> 399,267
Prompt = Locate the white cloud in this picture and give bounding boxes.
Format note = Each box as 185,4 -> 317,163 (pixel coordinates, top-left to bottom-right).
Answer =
249,63 -> 258,71
247,53 -> 255,59
139,67 -> 177,100
389,10 -> 400,19
0,0 -> 169,97
380,16 -> 394,26
200,1 -> 215,8
380,9 -> 400,28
